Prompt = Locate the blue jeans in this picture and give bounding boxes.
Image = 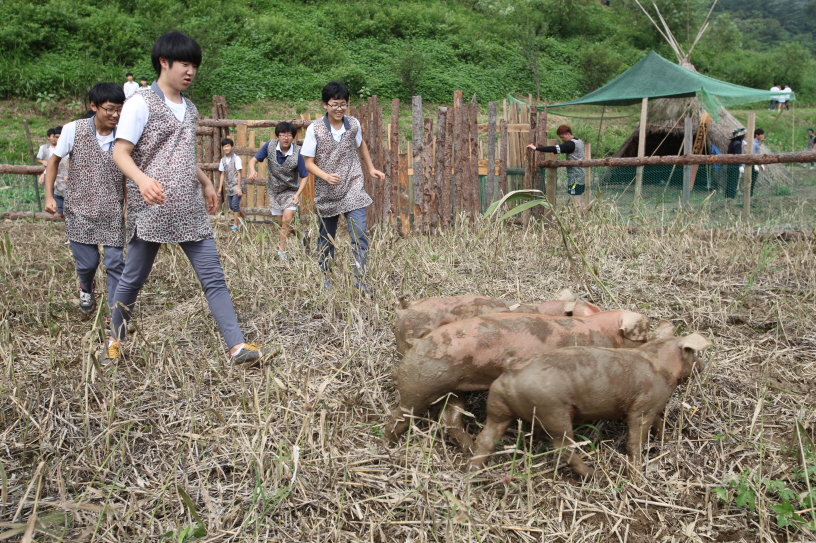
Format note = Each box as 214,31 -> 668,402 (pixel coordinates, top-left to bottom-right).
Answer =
317,207 -> 368,276
110,236 -> 244,347
70,242 -> 124,310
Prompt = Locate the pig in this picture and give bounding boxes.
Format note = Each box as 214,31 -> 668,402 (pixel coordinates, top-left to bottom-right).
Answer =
394,290 -> 601,356
385,312 -> 672,451
468,333 -> 712,477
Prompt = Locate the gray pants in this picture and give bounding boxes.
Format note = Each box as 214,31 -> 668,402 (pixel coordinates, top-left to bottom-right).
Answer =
317,207 -> 368,276
70,241 -> 124,310
110,236 -> 244,347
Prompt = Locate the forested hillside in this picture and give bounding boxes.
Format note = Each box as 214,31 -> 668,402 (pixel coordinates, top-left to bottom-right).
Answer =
1,0 -> 815,105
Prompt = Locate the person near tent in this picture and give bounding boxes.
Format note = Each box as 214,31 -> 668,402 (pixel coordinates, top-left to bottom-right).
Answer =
527,124 -> 587,210
725,127 -> 747,199
769,84 -> 780,111
751,129 -> 766,196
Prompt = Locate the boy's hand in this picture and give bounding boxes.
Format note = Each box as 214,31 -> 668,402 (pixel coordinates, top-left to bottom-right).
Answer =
44,197 -> 57,214
370,168 -> 386,180
323,173 -> 340,185
292,194 -> 300,205
37,173 -> 45,185
526,143 -> 537,151
248,170 -> 257,181
136,177 -> 165,205
202,184 -> 218,214
236,189 -> 243,197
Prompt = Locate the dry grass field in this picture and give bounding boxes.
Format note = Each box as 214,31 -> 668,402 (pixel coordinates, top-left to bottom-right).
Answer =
0,205 -> 814,542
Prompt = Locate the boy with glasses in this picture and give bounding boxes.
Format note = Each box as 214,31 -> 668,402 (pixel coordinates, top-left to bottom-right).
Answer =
43,82 -> 127,317
247,122 -> 309,260
302,81 -> 385,290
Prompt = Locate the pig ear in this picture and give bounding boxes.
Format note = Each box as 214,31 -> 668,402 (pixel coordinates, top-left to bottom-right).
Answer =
648,319 -> 674,340
555,288 -> 576,301
619,312 -> 649,341
578,301 -> 601,316
677,333 -> 712,352
562,301 -> 577,315
397,297 -> 410,310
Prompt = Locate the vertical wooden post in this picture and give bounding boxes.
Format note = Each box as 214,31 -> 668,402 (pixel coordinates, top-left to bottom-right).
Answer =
470,95 -> 480,216
635,97 -> 648,201
423,117 -> 434,233
390,99 -> 400,229
443,106 -> 454,228
522,110 -> 537,225
236,124 -> 248,215
545,138 -> 557,222
453,90 -> 464,220
434,107 -> 448,231
743,112 -> 756,212
399,152 -> 410,236
499,119 -> 508,196
22,120 -> 42,211
534,110 -> 547,218
411,96 -> 424,233
358,103 -> 372,226
584,142 -> 592,206
486,102 -> 497,205
682,115 -> 692,208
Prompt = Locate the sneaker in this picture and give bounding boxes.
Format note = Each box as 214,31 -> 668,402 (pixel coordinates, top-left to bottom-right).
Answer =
101,341 -> 121,366
79,286 -> 96,315
231,225 -> 239,231
277,251 -> 289,261
63,241 -> 71,246
231,343 -> 279,365
352,281 -> 372,293
324,279 -> 331,289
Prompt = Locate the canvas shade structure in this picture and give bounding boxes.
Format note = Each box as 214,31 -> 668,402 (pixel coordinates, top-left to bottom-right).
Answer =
545,51 -> 793,117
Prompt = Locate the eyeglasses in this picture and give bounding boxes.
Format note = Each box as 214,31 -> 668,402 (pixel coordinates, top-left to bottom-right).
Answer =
99,106 -> 123,115
327,102 -> 348,110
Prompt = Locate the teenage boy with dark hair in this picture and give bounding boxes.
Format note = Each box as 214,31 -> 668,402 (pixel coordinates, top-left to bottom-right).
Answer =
108,31 -> 271,364
527,124 -> 587,210
247,121 -> 309,260
302,81 -> 385,289
124,73 -> 139,99
139,77 -> 148,88
751,128 -> 766,197
37,127 -> 69,218
44,83 -> 126,316
216,137 -> 247,230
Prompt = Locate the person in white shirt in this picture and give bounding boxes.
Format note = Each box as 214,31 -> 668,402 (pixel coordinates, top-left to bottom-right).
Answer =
123,73 -> 139,99
769,84 -> 780,110
779,84 -> 793,111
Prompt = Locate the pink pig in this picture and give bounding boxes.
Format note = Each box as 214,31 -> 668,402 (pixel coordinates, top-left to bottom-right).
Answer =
468,333 -> 712,477
386,311 -> 668,451
394,291 -> 601,356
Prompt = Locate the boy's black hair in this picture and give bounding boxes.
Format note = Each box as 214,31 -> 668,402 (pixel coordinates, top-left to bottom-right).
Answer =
322,81 -> 350,104
53,126 -> 63,134
88,82 -> 126,106
275,122 -> 297,137
809,128 -> 814,133
46,128 -> 56,137
140,77 -> 148,82
126,72 -> 133,77
151,31 -> 202,77
221,138 -> 234,146
754,128 -> 764,137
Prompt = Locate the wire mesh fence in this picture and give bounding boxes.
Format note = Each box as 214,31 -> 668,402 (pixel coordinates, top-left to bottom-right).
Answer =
0,170 -> 42,214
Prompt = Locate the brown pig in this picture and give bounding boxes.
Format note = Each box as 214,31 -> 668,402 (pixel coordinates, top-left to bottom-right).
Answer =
386,312 -> 670,451
394,291 -> 601,355
468,333 -> 712,477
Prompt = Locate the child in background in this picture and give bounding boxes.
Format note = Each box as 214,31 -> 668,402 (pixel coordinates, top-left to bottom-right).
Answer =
108,31 -> 272,365
247,121 -> 309,260
139,77 -> 148,88
302,81 -> 385,290
37,127 -> 69,219
123,73 -> 139,99
43,83 -> 126,317
216,138 -> 247,230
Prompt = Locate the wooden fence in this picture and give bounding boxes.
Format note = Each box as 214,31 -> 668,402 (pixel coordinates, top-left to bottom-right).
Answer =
195,92 -> 553,233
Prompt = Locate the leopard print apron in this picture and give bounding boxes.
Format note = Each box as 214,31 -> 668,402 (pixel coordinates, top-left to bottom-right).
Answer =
312,115 -> 372,217
64,118 -> 126,247
127,85 -> 212,243
221,154 -> 244,196
266,141 -> 302,209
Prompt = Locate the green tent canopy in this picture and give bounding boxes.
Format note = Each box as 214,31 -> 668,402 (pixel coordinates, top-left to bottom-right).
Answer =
520,51 -> 792,114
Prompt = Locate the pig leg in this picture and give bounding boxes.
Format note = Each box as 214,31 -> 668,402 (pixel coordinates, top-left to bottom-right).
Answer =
385,397 -> 435,443
469,416 -> 512,470
543,419 -> 595,478
439,394 -> 474,453
625,412 -> 658,470
650,413 -> 665,442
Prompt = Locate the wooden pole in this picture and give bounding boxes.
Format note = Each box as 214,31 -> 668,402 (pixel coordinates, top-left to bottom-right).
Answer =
499,120 -> 508,196
422,117 -> 434,233
469,95 -> 480,216
743,112 -> 756,212
536,149 -> 816,169
453,90 -> 464,220
399,152 -> 410,236
535,110 -> 547,218
434,107 -> 448,231
390,99 -> 400,229
546,138 -> 557,223
411,96 -> 424,233
486,102 -> 497,205
22,120 -> 42,211
443,105 -> 454,228
682,115 -> 692,208
635,97 -> 648,201
523,110 -> 537,225
596,106 -> 606,151
584,142 -> 592,205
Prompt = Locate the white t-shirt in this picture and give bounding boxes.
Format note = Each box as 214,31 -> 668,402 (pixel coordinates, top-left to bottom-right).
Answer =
53,120 -> 117,158
300,118 -> 363,157
218,154 -> 243,171
779,87 -> 792,103
117,93 -> 188,145
37,143 -> 55,160
123,81 -> 139,99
